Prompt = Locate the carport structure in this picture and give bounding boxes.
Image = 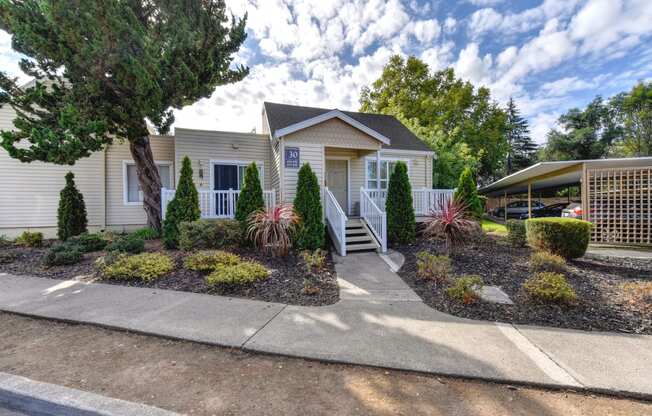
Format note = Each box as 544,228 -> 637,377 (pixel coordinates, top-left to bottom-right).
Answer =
479,157 -> 652,246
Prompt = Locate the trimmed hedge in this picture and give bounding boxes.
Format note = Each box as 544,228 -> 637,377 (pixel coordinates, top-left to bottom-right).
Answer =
526,218 -> 592,259
505,220 -> 526,247
178,219 -> 241,251
105,234 -> 145,254
386,161 -> 416,244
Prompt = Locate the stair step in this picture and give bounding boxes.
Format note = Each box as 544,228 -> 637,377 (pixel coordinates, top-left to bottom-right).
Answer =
347,242 -> 380,252
345,228 -> 367,235
346,235 -> 373,243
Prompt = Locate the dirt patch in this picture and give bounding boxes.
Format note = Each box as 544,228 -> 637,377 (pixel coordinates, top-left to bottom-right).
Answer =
395,236 -> 652,334
0,313 -> 649,416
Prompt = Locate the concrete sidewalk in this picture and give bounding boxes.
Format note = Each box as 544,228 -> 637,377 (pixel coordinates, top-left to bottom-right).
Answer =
0,253 -> 650,400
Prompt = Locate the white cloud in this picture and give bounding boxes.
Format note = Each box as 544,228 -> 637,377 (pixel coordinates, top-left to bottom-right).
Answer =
410,19 -> 441,43
454,43 -> 493,86
530,112 -> 560,144
443,17 -> 457,33
539,76 -> 593,96
421,41 -> 455,71
467,0 -> 504,6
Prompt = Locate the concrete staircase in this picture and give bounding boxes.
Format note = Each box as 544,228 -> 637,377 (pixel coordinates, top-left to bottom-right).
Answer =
345,218 -> 380,252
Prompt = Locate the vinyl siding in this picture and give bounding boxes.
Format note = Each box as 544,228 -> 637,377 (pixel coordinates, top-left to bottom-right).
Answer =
284,118 -> 382,150
282,140 -> 324,203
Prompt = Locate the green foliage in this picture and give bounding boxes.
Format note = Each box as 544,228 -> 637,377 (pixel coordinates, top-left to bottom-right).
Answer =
293,164 -> 325,250
57,172 -> 88,240
205,261 -> 269,286
235,163 -> 264,235
178,219 -> 241,251
184,251 -> 241,272
44,243 -> 83,267
454,167 -> 483,218
248,205 -> 300,257
131,227 -> 160,240
105,235 -> 145,254
416,252 -> 451,282
0,251 -> 17,264
526,218 -> 591,259
481,219 -> 507,235
0,235 -> 10,248
446,275 -> 483,304
15,231 -> 43,248
505,220 -> 527,247
524,272 -> 576,304
505,98 -> 537,174
68,233 -> 107,253
386,161 -> 415,244
163,157 -> 200,248
301,249 -> 327,271
101,253 -> 174,282
530,251 -> 566,273
615,81 -> 652,156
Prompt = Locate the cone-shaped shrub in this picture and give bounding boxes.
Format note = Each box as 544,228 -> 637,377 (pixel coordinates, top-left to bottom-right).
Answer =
294,163 -> 324,250
454,167 -> 483,218
235,162 -> 264,236
57,172 -> 88,241
163,156 -> 200,248
386,161 -> 415,244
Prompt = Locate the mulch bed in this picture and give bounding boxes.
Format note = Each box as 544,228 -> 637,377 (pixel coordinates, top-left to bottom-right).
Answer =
394,235 -> 652,334
0,240 -> 339,306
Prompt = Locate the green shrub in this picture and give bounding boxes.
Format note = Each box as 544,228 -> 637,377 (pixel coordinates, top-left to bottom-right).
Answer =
68,233 -> 108,252
178,219 -> 241,251
293,163 -> 325,250
101,253 -> 174,281
163,156 -> 200,248
446,275 -> 483,304
454,167 -> 483,218
44,244 -> 83,266
416,252 -> 452,282
505,220 -> 526,247
530,251 -> 566,273
526,218 -> 591,259
0,251 -> 17,264
0,235 -> 11,248
57,172 -> 88,241
15,231 -> 43,248
184,250 -> 241,272
386,161 -> 416,244
205,261 -> 269,285
235,162 -> 264,236
524,272 -> 577,303
131,227 -> 160,240
301,249 -> 327,270
105,234 -> 145,254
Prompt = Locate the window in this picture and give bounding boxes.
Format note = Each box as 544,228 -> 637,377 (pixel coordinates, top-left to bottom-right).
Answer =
211,161 -> 263,191
123,161 -> 173,205
365,159 -> 408,189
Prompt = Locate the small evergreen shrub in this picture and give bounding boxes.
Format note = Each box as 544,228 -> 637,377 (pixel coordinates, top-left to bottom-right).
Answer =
178,219 -> 241,251
163,156 -> 200,248
44,244 -> 83,267
526,218 -> 591,259
105,234 -> 145,254
184,250 -> 241,272
68,233 -> 108,252
131,227 -> 160,240
301,249 -> 327,270
386,161 -> 416,244
57,172 -> 88,240
205,261 -> 269,285
0,235 -> 11,248
235,162 -> 264,236
524,272 -> 577,304
293,163 -> 325,250
530,251 -> 566,273
0,251 -> 17,264
505,220 -> 527,247
15,231 -> 43,248
446,275 -> 483,304
416,252 -> 452,282
454,167 -> 483,218
101,253 -> 174,281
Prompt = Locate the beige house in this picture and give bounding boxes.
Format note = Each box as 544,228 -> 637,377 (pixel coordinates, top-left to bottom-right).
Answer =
1,102 -> 452,255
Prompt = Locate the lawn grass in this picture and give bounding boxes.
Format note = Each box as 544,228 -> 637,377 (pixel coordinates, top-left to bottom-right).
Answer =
481,218 -> 507,236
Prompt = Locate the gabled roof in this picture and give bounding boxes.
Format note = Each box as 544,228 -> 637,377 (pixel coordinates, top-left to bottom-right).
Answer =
263,102 -> 432,152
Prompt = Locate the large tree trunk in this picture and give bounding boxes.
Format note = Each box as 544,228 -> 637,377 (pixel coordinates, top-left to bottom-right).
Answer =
130,137 -> 162,231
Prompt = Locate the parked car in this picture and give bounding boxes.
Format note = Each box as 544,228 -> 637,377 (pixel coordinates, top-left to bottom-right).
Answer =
562,203 -> 583,219
519,202 -> 571,220
493,200 -> 545,219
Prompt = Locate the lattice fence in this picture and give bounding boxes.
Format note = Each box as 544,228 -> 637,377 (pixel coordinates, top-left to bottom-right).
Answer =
586,167 -> 652,245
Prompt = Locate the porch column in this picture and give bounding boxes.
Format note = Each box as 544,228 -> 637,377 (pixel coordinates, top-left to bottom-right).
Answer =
504,191 -> 508,222
527,182 -> 532,218
376,150 -> 381,204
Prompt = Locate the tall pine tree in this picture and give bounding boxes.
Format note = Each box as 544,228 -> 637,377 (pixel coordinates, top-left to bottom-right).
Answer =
505,98 -> 537,174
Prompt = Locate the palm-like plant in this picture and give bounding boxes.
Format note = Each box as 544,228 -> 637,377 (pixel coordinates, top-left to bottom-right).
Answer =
247,204 -> 300,257
423,199 -> 480,255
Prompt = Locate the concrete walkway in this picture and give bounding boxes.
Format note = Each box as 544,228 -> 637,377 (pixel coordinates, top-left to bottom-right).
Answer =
0,253 -> 650,400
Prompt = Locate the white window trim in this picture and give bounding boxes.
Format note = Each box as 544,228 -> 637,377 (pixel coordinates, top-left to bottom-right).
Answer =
122,160 -> 174,206
364,157 -> 412,190
209,159 -> 265,191
325,156 -> 351,215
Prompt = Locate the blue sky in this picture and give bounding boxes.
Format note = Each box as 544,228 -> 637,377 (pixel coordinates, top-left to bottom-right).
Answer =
1,0 -> 651,143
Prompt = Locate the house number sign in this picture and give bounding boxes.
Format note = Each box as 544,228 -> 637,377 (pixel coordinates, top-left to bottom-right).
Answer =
285,147 -> 300,168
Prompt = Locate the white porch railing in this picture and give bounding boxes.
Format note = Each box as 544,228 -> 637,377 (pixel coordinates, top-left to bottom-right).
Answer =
161,188 -> 276,220
360,187 -> 387,253
325,187 -> 347,256
363,188 -> 455,215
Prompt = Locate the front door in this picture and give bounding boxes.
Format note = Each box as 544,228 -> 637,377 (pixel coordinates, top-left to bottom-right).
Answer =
214,164 -> 239,216
326,159 -> 348,214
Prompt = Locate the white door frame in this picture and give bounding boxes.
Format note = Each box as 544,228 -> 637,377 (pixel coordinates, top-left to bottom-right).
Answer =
325,156 -> 351,215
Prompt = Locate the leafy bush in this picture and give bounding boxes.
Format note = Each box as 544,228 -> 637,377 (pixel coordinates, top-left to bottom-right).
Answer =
44,243 -> 83,266
101,253 -> 174,281
446,275 -> 483,304
423,199 -> 480,255
293,163 -> 325,250
184,250 -> 241,272
57,172 -> 88,240
526,218 -> 591,259
163,156 -> 200,248
0,235 -> 12,248
386,161 -> 416,244
105,234 -> 145,254
454,167 -> 483,218
530,251 -> 566,273
205,261 -> 269,285
131,227 -> 160,240
235,162 -> 264,236
248,204 -> 300,256
0,251 -> 17,264
301,249 -> 327,270
505,220 -> 526,247
178,219 -> 241,251
524,272 -> 577,303
416,252 -> 452,282
68,233 -> 108,252
15,231 -> 43,248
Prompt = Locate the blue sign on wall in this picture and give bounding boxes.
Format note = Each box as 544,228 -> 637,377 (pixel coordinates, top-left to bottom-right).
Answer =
285,147 -> 300,168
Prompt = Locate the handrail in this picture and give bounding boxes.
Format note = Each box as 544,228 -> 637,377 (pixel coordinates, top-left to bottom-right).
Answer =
324,187 -> 347,256
361,188 -> 454,216
161,188 -> 275,220
360,187 -> 387,253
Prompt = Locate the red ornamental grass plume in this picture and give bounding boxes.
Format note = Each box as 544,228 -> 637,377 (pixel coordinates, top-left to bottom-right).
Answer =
423,198 -> 480,255
247,204 -> 300,257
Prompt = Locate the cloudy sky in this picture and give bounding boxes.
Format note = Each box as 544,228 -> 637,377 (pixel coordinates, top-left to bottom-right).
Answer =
1,0 -> 651,143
